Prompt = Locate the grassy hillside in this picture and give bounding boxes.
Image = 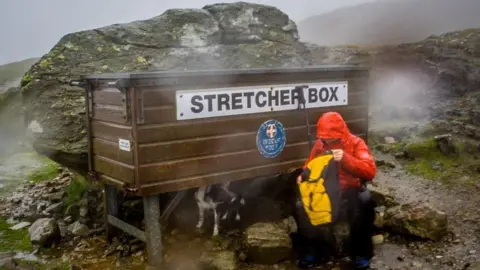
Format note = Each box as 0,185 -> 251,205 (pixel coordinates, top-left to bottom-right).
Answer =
0,57 -> 39,87
297,0 -> 480,46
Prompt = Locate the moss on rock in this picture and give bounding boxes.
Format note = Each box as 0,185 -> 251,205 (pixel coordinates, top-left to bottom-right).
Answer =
0,217 -> 33,252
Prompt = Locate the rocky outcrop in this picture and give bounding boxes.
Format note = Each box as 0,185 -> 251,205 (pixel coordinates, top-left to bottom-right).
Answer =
21,2 -> 316,170
374,28 -> 480,97
383,202 -> 448,241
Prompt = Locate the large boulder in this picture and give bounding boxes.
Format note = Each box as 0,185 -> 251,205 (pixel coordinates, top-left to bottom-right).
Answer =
28,218 -> 61,247
242,220 -> 292,264
383,202 -> 448,241
20,2 -> 315,170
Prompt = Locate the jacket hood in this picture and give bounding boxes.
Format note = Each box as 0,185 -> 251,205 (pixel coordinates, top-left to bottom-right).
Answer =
316,111 -> 351,141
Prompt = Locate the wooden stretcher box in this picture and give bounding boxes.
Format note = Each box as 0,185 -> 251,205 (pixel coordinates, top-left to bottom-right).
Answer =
71,65 -> 370,197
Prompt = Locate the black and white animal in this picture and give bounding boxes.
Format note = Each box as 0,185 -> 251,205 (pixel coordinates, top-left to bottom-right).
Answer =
194,181 -> 246,236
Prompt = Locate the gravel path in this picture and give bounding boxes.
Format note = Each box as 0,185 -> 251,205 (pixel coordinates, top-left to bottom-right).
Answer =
369,152 -> 480,270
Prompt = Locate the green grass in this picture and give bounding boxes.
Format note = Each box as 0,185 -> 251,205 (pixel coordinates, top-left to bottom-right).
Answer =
0,217 -> 33,253
403,137 -> 478,183
12,260 -> 72,270
27,161 -> 60,183
65,173 -> 88,207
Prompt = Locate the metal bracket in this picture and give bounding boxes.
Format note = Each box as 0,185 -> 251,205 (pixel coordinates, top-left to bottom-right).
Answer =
88,171 -> 99,182
120,88 -> 130,121
87,88 -> 94,118
123,184 -> 139,194
109,79 -> 130,89
106,80 -> 131,122
69,80 -> 87,88
137,90 -> 145,124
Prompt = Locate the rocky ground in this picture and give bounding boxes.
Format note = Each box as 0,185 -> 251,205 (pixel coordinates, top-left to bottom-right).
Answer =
0,135 -> 479,270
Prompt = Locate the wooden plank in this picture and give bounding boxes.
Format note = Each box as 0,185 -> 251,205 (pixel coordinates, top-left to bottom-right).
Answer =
138,142 -> 309,183
138,119 -> 367,164
91,121 -> 132,142
99,174 -> 129,189
132,69 -> 368,90
93,88 -> 124,106
137,105 -> 368,143
140,91 -> 368,125
107,215 -> 146,242
137,134 -> 368,195
92,105 -> 129,124
93,138 -> 134,165
141,78 -> 368,107
138,159 -> 305,195
93,156 -> 135,183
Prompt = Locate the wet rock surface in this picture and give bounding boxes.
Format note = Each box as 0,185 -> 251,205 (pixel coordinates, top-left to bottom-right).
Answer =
200,250 -> 238,270
28,218 -> 61,247
243,221 -> 292,264
384,202 -> 448,241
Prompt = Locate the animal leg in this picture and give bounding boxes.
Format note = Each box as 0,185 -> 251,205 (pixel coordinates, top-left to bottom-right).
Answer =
196,203 -> 205,229
235,209 -> 240,221
195,187 -> 207,229
221,211 -> 228,220
213,207 -> 219,236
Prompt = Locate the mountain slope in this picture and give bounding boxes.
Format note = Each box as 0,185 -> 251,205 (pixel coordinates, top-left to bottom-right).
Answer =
0,57 -> 39,90
298,0 -> 480,46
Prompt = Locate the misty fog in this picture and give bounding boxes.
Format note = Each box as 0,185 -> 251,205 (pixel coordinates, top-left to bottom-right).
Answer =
0,0 -> 377,65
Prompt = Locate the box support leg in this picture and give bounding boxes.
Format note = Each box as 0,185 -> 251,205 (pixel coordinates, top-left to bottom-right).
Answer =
144,195 -> 162,268
104,184 -> 119,242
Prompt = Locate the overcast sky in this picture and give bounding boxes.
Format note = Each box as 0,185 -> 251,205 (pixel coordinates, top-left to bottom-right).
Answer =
0,0 -> 377,65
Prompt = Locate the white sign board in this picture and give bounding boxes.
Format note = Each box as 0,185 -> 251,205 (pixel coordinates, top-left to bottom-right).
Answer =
175,81 -> 348,120
118,139 -> 131,152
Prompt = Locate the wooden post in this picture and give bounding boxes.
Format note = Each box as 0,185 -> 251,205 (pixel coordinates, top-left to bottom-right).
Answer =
104,184 -> 119,242
144,195 -> 163,268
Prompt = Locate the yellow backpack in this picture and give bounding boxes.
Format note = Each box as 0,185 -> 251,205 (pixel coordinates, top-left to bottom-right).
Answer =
298,152 -> 341,226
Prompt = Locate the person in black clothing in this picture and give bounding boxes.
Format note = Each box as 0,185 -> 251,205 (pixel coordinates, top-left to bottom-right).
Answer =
291,112 -> 377,269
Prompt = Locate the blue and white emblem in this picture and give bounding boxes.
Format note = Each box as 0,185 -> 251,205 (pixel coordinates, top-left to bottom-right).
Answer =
256,119 -> 287,158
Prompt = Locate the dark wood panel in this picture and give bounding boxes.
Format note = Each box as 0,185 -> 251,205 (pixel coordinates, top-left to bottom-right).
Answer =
137,105 -> 368,143
141,91 -> 368,125
93,88 -> 124,106
91,121 -> 132,142
141,78 -> 368,107
139,142 -> 310,183
93,156 -> 135,183
138,119 -> 367,164
92,105 -> 129,125
93,138 -> 134,165
132,69 -> 368,89
138,159 -> 305,195
98,174 -> 128,189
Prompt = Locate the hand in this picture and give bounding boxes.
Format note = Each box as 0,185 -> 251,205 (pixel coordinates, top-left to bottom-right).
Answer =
296,175 -> 302,184
332,149 -> 344,161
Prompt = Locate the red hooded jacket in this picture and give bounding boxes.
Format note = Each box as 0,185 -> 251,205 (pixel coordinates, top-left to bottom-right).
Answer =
302,112 -> 376,189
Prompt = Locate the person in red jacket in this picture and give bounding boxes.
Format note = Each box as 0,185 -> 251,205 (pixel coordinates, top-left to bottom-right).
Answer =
293,111 -> 377,269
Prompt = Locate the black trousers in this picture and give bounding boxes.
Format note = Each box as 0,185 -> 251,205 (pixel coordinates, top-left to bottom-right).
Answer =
292,187 -> 376,261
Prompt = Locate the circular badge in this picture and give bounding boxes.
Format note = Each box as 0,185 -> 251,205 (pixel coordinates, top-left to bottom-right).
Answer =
256,119 -> 287,158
